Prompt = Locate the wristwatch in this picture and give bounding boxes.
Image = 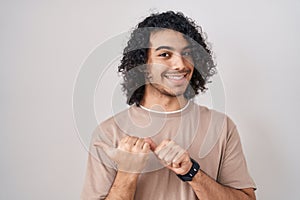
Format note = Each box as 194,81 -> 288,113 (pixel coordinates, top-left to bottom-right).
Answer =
177,158 -> 200,182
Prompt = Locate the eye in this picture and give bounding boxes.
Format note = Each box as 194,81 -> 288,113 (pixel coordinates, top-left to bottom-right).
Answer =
182,51 -> 192,57
158,52 -> 170,57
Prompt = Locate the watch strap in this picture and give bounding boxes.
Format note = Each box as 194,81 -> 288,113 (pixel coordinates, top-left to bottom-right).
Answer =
177,158 -> 200,182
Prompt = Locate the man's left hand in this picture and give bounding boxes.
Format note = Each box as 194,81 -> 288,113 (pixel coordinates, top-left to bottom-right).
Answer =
145,138 -> 192,175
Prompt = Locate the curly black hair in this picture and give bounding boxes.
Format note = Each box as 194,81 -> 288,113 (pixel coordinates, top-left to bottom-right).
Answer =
118,11 -> 217,106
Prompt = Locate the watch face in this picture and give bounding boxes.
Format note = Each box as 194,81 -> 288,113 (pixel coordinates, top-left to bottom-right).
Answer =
178,174 -> 193,182
183,176 -> 192,182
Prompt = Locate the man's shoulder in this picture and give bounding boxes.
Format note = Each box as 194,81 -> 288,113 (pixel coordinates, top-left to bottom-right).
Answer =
98,106 -> 133,129
92,106 -> 134,141
194,102 -> 236,128
196,103 -> 226,118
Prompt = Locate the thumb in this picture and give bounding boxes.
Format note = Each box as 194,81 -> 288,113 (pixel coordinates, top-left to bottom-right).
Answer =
144,138 -> 157,151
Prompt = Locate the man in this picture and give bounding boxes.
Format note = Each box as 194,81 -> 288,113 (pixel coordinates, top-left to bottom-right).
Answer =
81,11 -> 256,200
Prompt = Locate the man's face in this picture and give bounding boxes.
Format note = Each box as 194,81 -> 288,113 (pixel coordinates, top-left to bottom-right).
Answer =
145,29 -> 194,97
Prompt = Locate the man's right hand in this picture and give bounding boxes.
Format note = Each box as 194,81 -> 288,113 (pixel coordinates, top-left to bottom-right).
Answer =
94,135 -> 150,173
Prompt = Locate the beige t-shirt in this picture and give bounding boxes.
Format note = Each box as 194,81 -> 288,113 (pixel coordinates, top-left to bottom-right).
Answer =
81,102 -> 256,200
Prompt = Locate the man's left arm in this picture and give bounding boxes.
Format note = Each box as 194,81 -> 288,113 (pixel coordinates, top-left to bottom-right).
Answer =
146,138 -> 256,200
188,168 -> 256,200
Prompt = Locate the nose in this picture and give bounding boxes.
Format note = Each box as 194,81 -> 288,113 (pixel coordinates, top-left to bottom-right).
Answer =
171,53 -> 187,71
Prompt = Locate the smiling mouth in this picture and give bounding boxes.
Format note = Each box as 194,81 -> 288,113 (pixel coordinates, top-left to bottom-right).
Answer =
164,73 -> 189,81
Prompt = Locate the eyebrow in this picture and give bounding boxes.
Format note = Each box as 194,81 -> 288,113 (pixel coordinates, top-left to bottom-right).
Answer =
154,45 -> 193,51
155,46 -> 175,51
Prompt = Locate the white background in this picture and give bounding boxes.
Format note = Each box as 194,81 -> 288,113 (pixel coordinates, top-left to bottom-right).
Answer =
1,0 -> 299,199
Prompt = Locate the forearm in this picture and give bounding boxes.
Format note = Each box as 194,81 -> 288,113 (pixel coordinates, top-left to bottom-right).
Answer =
105,171 -> 139,200
189,170 -> 256,200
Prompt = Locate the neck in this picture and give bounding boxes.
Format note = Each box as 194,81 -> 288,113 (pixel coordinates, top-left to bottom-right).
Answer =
140,87 -> 188,112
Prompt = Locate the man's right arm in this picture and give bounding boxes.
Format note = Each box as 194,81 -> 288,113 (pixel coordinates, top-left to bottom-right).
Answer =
92,136 -> 150,200
105,171 -> 139,200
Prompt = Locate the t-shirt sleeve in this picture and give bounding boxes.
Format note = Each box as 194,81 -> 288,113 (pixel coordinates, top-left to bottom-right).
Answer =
80,126 -> 117,200
218,122 -> 256,190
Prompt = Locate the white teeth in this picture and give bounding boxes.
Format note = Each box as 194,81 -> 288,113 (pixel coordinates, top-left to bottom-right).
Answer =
169,76 -> 183,80
165,75 -> 185,80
